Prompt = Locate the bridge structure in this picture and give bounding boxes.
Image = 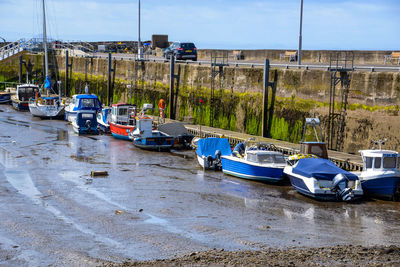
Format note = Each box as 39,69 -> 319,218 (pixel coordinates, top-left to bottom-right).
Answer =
0,38 -> 94,62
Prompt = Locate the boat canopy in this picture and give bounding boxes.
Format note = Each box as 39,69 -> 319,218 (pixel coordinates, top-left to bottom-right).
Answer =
293,158 -> 358,181
72,94 -> 102,111
196,138 -> 231,157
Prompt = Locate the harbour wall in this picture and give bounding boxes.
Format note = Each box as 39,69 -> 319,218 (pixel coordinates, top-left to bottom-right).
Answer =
197,49 -> 397,65
1,53 -> 400,154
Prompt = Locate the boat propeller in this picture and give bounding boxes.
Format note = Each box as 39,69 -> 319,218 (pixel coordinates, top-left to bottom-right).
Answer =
330,173 -> 354,201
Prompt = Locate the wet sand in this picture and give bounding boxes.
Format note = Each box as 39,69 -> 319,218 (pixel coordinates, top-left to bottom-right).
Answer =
0,104 -> 399,266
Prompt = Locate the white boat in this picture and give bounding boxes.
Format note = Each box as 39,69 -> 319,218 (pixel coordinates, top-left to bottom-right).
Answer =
29,96 -> 64,118
356,148 -> 400,200
11,84 -> 39,111
195,138 -> 232,170
221,143 -> 286,183
284,158 -> 363,201
28,0 -> 65,119
64,94 -> 102,122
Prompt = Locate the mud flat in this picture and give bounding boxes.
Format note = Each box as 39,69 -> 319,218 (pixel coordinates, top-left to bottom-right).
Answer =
107,245 -> 400,266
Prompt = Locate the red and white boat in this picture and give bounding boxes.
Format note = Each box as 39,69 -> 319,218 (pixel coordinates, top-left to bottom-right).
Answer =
109,103 -> 137,140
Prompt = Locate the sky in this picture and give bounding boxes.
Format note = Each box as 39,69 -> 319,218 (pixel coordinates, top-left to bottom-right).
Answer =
1,0 -> 399,50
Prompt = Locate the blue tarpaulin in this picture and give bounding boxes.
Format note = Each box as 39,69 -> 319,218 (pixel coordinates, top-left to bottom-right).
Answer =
292,158 -> 358,181
44,76 -> 51,89
196,138 -> 231,158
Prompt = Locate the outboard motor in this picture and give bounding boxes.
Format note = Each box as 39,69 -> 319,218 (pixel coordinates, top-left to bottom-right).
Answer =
205,155 -> 214,169
330,173 -> 354,201
85,120 -> 91,132
214,150 -> 222,171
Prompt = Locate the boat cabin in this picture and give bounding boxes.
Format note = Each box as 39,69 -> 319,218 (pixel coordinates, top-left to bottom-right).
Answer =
245,151 -> 286,165
360,150 -> 399,171
17,84 -> 39,101
111,104 -> 137,125
70,94 -> 102,112
300,117 -> 328,159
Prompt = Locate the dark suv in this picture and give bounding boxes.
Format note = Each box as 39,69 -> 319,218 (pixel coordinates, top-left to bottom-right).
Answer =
163,42 -> 197,61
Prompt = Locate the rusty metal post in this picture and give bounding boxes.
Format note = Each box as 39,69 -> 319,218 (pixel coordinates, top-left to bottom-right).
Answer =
169,55 -> 175,120
262,59 -> 270,137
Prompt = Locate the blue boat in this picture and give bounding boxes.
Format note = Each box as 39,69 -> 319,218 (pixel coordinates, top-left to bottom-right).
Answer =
65,94 -> 102,122
284,158 -> 363,201
97,107 -> 111,133
357,149 -> 400,200
0,91 -> 11,104
196,138 -> 232,170
129,115 -> 174,151
71,110 -> 99,135
221,143 -> 286,182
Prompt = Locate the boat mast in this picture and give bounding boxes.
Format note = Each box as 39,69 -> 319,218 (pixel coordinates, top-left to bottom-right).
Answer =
42,0 -> 49,85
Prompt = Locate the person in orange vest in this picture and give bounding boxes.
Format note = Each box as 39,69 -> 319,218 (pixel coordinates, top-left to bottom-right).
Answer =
158,99 -> 166,121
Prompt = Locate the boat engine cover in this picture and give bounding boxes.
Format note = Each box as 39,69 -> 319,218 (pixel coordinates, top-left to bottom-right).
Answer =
331,173 -> 354,201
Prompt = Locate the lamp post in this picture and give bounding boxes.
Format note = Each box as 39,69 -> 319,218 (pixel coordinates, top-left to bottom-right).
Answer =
298,0 -> 304,66
137,0 -> 143,60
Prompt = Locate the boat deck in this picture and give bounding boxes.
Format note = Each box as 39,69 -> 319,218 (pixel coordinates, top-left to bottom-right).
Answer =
154,117 -> 363,171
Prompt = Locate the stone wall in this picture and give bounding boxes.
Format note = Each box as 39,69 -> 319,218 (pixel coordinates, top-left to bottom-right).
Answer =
1,53 -> 400,153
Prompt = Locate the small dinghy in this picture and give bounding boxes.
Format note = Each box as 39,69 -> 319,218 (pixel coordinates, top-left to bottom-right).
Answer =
284,158 -> 363,201
72,110 -> 99,135
221,142 -> 287,183
129,115 -> 174,151
195,138 -> 232,170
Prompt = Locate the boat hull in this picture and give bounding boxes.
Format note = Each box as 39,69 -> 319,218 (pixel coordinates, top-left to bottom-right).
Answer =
98,122 -> 110,134
29,103 -> 65,119
285,169 -> 363,201
221,156 -> 285,183
132,136 -> 174,151
361,176 -> 400,200
11,100 -> 29,111
109,122 -> 135,140
0,94 -> 11,104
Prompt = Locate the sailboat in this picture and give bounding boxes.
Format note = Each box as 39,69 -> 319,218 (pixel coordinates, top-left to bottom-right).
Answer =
28,0 -> 64,119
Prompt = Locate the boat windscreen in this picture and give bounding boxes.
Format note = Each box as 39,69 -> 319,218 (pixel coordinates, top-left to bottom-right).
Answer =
118,108 -> 128,116
383,157 -> 397,168
257,154 -> 286,164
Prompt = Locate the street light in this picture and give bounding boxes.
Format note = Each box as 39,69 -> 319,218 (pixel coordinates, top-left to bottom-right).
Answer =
298,0 -> 304,66
137,0 -> 143,60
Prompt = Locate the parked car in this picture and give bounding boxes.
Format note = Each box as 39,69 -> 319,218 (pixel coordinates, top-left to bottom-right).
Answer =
163,42 -> 197,61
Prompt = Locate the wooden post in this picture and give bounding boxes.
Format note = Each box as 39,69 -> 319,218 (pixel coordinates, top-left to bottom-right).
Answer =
107,53 -> 112,106
19,55 -> 23,84
169,55 -> 175,120
65,50 -> 70,97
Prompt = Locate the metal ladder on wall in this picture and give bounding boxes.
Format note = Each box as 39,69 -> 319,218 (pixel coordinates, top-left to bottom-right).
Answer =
327,51 -> 354,151
210,51 -> 229,127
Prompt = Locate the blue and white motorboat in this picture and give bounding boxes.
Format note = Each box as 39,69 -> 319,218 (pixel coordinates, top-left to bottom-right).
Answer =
64,94 -> 102,122
357,149 -> 400,200
97,107 -> 111,133
284,158 -> 363,201
71,110 -> 99,135
195,138 -> 232,170
129,115 -> 174,151
221,143 -> 286,182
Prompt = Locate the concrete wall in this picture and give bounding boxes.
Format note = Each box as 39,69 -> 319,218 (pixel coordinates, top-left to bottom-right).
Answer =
198,49 -> 397,65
